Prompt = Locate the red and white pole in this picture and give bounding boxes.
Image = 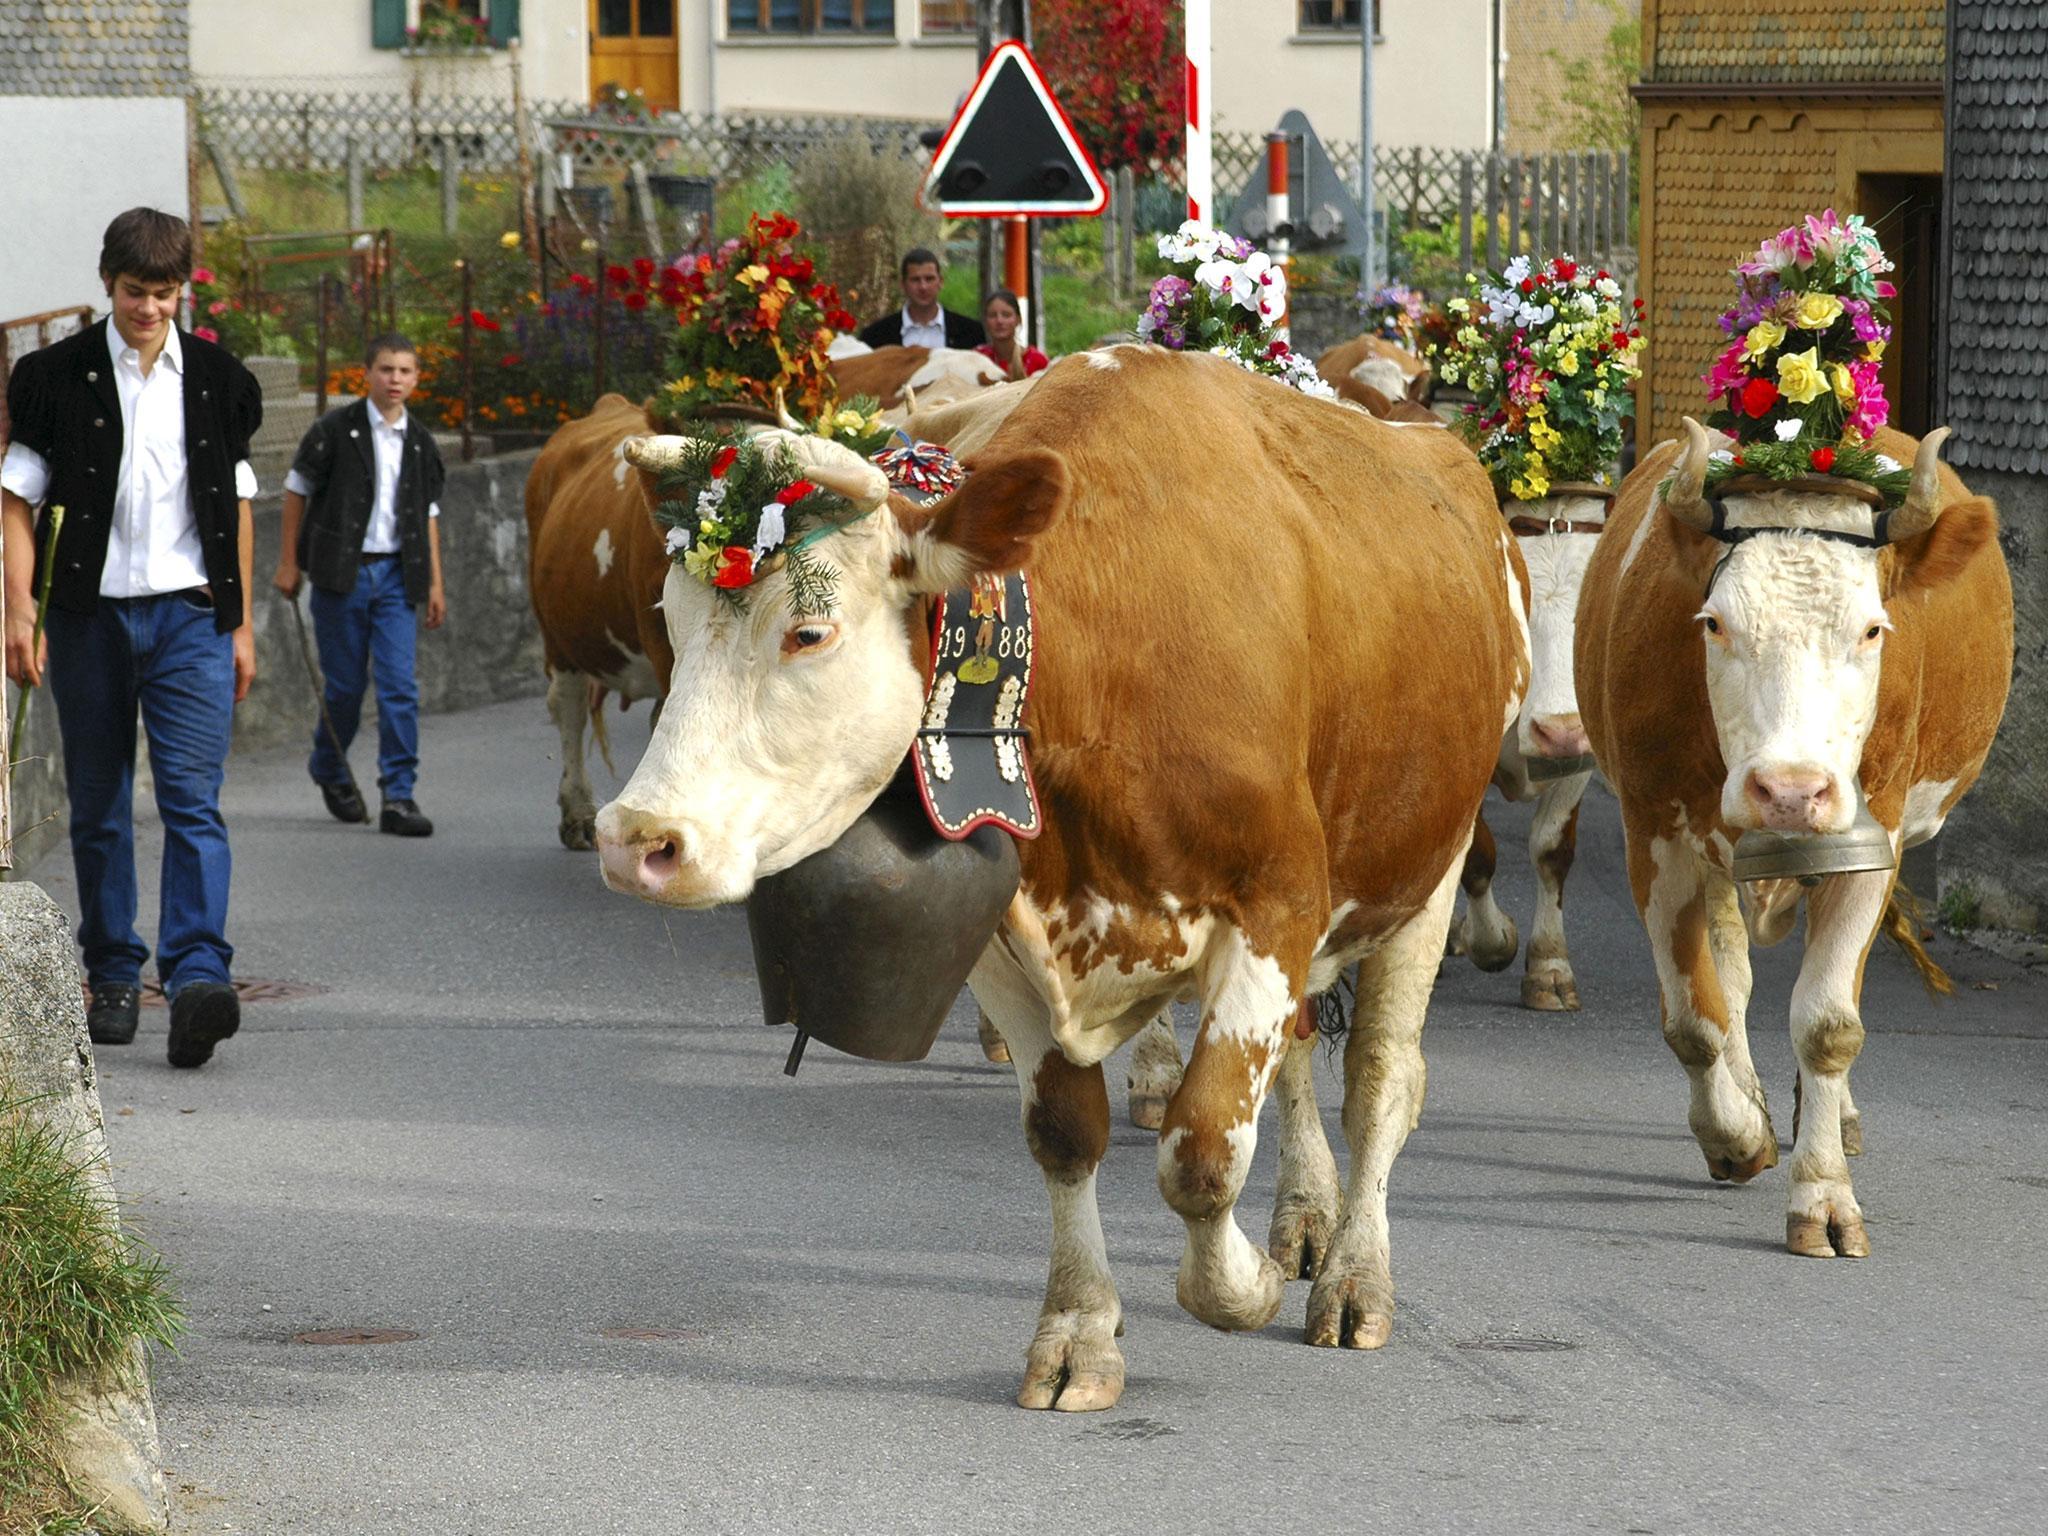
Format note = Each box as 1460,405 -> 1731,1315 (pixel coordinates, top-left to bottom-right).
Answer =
1264,131 -> 1290,251
1185,0 -> 1211,224
1005,214 -> 1030,337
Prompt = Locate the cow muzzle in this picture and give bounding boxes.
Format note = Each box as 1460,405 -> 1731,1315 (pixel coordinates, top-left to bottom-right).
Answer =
1737,763 -> 1845,835
594,803 -> 748,908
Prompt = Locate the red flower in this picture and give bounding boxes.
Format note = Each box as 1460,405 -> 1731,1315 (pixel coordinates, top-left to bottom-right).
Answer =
1597,269 -> 1610,281
709,445 -> 739,478
622,291 -> 648,310
773,479 -> 816,507
1809,446 -> 1836,473
193,325 -> 219,343
568,273 -> 596,294
827,309 -> 857,331
1553,259 -> 1577,282
632,256 -> 656,284
475,310 -> 501,333
500,353 -> 523,367
1612,331 -> 1630,349
1738,377 -> 1780,418
605,263 -> 631,286
712,547 -> 755,589
1519,278 -> 1535,294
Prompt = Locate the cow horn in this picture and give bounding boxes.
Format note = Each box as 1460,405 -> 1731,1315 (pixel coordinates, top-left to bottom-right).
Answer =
773,385 -> 804,433
622,435 -> 692,474
1660,416 -> 1715,531
1886,426 -> 1952,543
900,382 -> 919,416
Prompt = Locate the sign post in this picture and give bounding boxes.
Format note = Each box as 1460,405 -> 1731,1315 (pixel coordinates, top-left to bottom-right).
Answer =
1186,0 -> 1211,223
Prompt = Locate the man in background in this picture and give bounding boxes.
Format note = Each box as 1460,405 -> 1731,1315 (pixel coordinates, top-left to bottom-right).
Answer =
857,247 -> 986,351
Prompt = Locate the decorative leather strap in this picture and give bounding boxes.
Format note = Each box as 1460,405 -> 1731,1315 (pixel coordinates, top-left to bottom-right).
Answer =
1506,514 -> 1608,537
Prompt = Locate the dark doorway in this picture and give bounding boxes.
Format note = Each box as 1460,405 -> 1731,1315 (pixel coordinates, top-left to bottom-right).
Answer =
1858,174 -> 1942,437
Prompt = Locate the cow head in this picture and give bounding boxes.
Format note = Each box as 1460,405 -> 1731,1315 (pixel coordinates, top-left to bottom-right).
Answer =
593,431 -> 1066,907
1660,417 -> 1995,836
1512,498 -> 1606,762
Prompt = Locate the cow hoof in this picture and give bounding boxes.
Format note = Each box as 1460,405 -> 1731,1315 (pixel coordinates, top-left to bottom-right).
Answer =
1520,971 -> 1581,1011
1841,1114 -> 1864,1158
1468,914 -> 1519,973
1304,1266 -> 1394,1350
1177,1243 -> 1286,1333
1443,915 -> 1470,959
1128,1093 -> 1167,1131
1267,1198 -> 1335,1281
558,815 -> 596,851
1017,1319 -> 1124,1412
976,1012 -> 1010,1064
1705,1143 -> 1777,1184
1786,1205 -> 1871,1260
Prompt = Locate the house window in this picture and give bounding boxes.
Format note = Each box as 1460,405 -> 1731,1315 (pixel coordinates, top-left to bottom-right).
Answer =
727,1 -> 896,35
373,1 -> 520,49
1299,1 -> 1382,32
920,1 -> 974,33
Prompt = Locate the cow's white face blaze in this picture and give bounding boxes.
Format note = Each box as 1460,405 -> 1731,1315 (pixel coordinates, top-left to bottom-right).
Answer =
1693,501 -> 1891,835
593,436 -> 1066,908
1513,495 -> 1605,760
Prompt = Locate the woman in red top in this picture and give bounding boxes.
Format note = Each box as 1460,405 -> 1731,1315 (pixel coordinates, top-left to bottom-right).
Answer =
976,289 -> 1049,380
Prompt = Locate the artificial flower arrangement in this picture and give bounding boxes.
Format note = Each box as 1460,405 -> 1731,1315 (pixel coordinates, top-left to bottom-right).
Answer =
1697,209 -> 1909,502
1136,221 -> 1334,398
658,212 -> 858,425
1431,254 -> 1646,503
649,430 -> 861,613
810,396 -> 894,458
1360,282 -> 1427,346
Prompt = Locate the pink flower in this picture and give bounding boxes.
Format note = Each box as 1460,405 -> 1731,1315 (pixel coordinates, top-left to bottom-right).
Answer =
1875,281 -> 1898,299
206,299 -> 228,316
193,326 -> 219,343
1846,359 -> 1889,438
1702,339 -> 1749,400
190,266 -> 216,286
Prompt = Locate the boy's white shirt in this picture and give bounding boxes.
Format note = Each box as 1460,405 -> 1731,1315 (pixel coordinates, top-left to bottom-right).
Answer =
282,397 -> 441,555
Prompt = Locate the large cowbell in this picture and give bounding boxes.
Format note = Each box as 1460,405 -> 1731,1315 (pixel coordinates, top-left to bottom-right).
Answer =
1730,786 -> 1896,885
745,772 -> 1020,1071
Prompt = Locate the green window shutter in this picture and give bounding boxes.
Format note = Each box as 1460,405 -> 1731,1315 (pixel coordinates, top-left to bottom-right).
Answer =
371,0 -> 406,49
489,0 -> 521,46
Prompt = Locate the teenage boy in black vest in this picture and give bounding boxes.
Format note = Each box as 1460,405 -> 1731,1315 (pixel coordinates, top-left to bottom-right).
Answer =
273,335 -> 447,836
2,207 -> 262,1067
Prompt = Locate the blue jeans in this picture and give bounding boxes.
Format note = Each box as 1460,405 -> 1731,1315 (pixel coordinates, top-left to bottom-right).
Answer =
307,556 -> 420,800
43,591 -> 236,993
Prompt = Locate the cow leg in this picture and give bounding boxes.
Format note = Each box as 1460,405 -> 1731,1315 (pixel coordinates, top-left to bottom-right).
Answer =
1783,870 -> 1889,1259
1449,812 -> 1519,972
975,1009 -> 1010,1063
547,671 -> 598,850
1159,925 -> 1300,1333
1520,777 -> 1587,1011
1125,1010 -> 1183,1131
1267,1026 -> 1340,1281
1636,835 -> 1776,1183
1305,851 -> 1458,1350
987,1004 -> 1124,1412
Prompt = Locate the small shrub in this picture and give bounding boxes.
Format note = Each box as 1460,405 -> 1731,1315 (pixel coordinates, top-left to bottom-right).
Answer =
791,138 -> 940,324
1939,882 -> 1984,933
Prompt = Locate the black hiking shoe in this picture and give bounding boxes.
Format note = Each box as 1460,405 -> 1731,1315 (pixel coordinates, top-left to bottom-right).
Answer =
380,798 -> 433,837
86,984 -> 142,1046
167,982 -> 240,1069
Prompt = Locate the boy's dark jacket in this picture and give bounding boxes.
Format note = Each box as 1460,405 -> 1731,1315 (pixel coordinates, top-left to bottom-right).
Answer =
4,323 -> 262,631
290,398 -> 445,605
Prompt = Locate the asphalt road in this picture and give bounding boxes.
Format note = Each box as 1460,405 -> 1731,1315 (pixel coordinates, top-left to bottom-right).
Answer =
28,698 -> 2048,1535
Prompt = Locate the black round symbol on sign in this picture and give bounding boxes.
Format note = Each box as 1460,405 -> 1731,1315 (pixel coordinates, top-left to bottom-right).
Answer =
1035,163 -> 1073,194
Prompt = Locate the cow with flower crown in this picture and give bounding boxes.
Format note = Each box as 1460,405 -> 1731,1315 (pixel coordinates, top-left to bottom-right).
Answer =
1576,210 -> 2012,1257
589,310 -> 1532,1408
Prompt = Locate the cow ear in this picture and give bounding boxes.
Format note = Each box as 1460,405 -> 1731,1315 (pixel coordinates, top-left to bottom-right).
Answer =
892,450 -> 1067,593
1888,495 -> 1998,600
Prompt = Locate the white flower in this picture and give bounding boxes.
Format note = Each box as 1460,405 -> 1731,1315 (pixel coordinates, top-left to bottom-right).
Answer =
751,502 -> 787,559
664,526 -> 690,556
1595,277 -> 1621,300
1873,454 -> 1902,474
695,479 -> 728,521
1709,448 -> 1736,464
1503,254 -> 1532,287
1774,419 -> 1803,442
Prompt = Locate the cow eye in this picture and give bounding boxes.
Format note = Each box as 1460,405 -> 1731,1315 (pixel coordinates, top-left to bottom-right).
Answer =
782,621 -> 838,657
1863,623 -> 1883,642
1702,615 -> 1721,636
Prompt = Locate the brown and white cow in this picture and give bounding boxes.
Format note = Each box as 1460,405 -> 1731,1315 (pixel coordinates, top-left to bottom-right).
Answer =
593,346 -> 1529,1407
1448,487 -> 1614,1010
1317,333 -> 1432,409
827,344 -> 1007,421
524,394 -> 672,848
1577,419 -> 2011,1256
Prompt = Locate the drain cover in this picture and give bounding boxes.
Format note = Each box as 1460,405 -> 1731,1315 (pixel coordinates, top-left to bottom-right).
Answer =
1453,1335 -> 1577,1353
600,1327 -> 704,1342
86,977 -> 327,1010
293,1328 -> 419,1346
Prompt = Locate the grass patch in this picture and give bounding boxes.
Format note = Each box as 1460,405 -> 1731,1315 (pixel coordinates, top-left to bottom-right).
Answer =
938,261 -> 1131,358
1,1097 -> 184,1534
1938,882 -> 1983,933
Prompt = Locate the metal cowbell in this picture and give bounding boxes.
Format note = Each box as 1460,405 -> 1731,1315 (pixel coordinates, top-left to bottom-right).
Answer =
1523,751 -> 1598,783
1730,788 -> 1895,886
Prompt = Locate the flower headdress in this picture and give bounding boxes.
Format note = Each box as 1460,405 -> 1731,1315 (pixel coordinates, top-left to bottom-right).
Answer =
1136,221 -> 1334,398
1359,282 -> 1426,346
1698,209 -> 1908,501
1430,254 -> 1645,502
658,212 -> 858,425
648,431 -> 864,612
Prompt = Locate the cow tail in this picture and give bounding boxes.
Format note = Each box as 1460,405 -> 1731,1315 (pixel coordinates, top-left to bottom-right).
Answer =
586,681 -> 618,779
1881,883 -> 1954,999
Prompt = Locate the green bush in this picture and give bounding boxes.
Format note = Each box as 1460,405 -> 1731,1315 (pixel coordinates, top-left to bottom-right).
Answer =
1,1098 -> 183,1532
791,139 -> 942,325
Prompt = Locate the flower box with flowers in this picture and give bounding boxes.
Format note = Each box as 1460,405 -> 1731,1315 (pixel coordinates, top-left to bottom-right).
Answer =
1135,222 -> 1334,399
1430,255 -> 1645,505
1359,282 -> 1427,347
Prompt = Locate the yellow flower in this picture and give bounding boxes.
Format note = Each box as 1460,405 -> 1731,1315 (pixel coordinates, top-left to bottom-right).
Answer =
1511,468 -> 1551,501
1775,346 -> 1828,405
1791,291 -> 1844,331
738,263 -> 769,288
1553,348 -> 1580,377
499,231 -> 522,250
1830,363 -> 1857,407
1862,340 -> 1886,363
1743,320 -> 1786,359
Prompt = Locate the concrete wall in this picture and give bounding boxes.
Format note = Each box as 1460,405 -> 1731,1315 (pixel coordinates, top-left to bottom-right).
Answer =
1938,466 -> 2048,934
3,446 -> 545,873
0,97 -> 190,320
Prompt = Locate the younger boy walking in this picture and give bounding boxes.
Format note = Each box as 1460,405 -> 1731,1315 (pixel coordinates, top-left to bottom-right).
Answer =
274,336 -> 447,835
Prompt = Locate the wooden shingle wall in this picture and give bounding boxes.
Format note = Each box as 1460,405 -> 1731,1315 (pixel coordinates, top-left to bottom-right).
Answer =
1648,0 -> 1945,84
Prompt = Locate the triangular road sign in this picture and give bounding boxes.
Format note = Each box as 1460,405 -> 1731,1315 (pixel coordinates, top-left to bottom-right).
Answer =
923,41 -> 1108,217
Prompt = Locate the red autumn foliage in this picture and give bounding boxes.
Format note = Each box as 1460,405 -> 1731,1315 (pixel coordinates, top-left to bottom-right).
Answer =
1032,0 -> 1184,172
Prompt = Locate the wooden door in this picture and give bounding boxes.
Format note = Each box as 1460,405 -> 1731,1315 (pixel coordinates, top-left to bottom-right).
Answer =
590,0 -> 679,112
